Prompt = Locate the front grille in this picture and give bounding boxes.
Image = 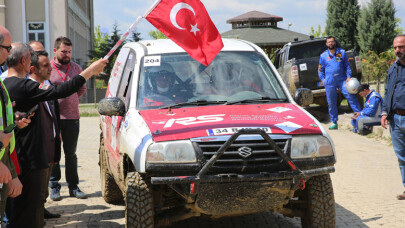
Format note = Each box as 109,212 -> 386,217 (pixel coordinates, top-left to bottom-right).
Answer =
194,138 -> 290,174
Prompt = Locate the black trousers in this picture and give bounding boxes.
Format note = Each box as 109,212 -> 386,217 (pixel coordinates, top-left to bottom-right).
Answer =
8,168 -> 47,228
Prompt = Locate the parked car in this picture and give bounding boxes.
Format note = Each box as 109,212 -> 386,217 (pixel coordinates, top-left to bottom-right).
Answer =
98,38 -> 337,227
273,37 -> 363,107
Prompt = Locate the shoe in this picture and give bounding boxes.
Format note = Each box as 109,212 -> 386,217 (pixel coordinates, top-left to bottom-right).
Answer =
351,128 -> 357,133
329,123 -> 338,130
50,186 -> 62,201
397,191 -> 405,200
69,187 -> 87,199
44,208 -> 61,219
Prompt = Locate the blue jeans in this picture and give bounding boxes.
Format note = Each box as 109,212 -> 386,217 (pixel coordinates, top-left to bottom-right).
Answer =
389,114 -> 405,187
49,119 -> 80,190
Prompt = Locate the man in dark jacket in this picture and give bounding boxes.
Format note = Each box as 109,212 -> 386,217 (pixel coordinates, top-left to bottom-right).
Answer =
381,34 -> 405,200
3,42 -> 107,227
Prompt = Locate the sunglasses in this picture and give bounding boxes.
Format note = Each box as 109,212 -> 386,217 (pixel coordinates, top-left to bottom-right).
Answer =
0,44 -> 12,53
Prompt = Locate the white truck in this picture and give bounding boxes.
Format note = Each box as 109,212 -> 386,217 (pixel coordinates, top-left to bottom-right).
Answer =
98,38 -> 337,227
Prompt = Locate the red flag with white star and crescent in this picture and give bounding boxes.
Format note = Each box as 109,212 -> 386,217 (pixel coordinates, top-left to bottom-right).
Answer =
145,0 -> 223,66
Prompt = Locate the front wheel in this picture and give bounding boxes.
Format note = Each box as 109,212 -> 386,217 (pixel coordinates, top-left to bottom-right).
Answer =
125,172 -> 154,228
300,174 -> 336,228
100,136 -> 123,203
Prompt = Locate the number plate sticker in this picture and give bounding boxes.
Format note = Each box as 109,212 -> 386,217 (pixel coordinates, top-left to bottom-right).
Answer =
144,56 -> 161,67
207,127 -> 271,136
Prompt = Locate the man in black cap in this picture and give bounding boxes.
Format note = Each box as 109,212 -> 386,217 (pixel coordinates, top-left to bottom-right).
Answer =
351,84 -> 383,135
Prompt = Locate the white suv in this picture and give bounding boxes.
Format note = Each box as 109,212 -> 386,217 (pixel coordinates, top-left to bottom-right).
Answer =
98,38 -> 336,227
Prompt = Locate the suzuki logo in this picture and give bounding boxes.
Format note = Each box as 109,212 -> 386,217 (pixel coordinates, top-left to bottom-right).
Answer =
238,147 -> 253,158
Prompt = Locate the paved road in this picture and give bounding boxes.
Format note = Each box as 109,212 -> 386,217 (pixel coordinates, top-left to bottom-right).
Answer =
45,116 -> 405,227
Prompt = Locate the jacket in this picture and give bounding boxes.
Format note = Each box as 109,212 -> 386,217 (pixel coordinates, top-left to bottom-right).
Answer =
3,75 -> 85,171
360,90 -> 382,117
318,48 -> 351,83
382,60 -> 405,118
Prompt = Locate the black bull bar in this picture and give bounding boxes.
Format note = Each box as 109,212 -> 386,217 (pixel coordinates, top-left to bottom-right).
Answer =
151,129 -> 334,185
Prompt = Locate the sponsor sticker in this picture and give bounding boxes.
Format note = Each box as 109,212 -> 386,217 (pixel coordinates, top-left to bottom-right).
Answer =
299,63 -> 307,71
275,121 -> 302,133
207,127 -> 271,136
144,56 -> 161,66
266,107 -> 291,113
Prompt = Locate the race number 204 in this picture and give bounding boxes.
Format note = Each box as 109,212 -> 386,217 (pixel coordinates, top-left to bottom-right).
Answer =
207,127 -> 271,136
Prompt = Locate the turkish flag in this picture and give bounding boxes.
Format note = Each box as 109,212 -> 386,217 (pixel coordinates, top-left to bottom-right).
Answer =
146,0 -> 223,66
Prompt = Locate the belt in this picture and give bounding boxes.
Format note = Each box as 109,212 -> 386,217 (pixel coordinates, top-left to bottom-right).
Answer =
394,109 -> 405,116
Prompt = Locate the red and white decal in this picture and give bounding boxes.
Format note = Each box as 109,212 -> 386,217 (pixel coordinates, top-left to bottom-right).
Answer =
275,121 -> 302,133
139,104 -> 322,142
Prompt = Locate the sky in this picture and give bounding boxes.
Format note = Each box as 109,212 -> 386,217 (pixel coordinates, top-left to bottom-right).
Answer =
94,0 -> 405,40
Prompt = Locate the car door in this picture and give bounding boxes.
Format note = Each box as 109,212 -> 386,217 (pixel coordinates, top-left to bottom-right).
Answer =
102,48 -> 135,174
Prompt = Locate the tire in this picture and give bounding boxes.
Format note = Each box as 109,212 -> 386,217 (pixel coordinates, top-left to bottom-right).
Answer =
301,174 -> 336,228
125,172 -> 154,228
100,137 -> 123,203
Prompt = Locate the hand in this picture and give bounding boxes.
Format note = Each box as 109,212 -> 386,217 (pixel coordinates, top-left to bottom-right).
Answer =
80,59 -> 109,80
381,115 -> 388,129
0,161 -> 12,184
351,112 -> 360,120
322,80 -> 325,86
346,77 -> 351,83
14,111 -> 32,129
7,177 -> 22,197
0,131 -> 13,148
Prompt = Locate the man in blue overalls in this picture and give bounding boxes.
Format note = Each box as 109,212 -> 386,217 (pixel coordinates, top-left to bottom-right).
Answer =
351,84 -> 382,135
318,36 -> 361,129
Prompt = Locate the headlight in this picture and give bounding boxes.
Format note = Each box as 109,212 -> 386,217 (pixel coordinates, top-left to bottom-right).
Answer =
146,140 -> 196,163
291,136 -> 333,159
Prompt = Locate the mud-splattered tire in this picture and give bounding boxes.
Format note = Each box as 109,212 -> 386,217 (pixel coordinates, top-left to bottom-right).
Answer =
301,174 -> 336,228
125,172 -> 154,228
100,137 -> 123,203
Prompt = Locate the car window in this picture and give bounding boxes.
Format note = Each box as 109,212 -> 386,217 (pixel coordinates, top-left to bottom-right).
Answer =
136,52 -> 288,110
288,41 -> 327,60
117,51 -> 136,110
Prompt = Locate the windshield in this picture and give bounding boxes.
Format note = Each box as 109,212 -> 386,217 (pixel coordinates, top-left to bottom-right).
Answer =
137,51 -> 288,110
288,40 -> 341,60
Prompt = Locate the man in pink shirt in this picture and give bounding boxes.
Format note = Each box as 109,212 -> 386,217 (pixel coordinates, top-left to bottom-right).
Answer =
49,37 -> 86,200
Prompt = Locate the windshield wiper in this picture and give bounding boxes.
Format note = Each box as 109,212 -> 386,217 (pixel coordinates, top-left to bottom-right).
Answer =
161,100 -> 227,109
225,97 -> 289,105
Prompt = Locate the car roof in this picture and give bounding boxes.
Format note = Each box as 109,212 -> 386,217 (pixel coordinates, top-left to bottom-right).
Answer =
123,38 -> 257,55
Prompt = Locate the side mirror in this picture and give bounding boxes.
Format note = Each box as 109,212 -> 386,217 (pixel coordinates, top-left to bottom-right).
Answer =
294,88 -> 313,107
98,97 -> 126,116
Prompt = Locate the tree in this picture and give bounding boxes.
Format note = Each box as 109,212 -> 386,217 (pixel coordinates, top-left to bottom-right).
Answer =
361,49 -> 395,93
325,0 -> 360,50
149,30 -> 167,39
309,25 -> 326,38
130,30 -> 142,42
88,22 -> 127,85
357,0 -> 397,54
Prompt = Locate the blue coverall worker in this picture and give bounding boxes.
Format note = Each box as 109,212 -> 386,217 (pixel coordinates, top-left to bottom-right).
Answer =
351,85 -> 382,134
318,36 -> 361,129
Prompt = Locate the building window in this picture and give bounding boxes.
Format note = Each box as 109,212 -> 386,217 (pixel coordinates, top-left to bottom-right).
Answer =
27,22 -> 46,48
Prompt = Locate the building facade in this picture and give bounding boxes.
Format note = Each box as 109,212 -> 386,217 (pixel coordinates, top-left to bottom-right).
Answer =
0,0 -> 94,67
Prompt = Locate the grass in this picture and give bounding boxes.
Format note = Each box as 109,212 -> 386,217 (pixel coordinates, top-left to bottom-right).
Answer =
79,103 -> 99,117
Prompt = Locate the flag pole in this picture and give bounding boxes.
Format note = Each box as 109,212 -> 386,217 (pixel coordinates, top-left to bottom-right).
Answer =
103,0 -> 162,60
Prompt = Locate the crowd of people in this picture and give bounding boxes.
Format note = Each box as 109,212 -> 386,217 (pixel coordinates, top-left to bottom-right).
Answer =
0,25 -> 107,227
319,34 -> 405,201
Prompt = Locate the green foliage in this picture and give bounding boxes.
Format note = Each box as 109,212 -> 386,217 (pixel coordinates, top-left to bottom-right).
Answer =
357,0 -> 397,54
326,0 -> 360,50
309,25 -> 326,38
361,49 -> 395,93
149,30 -> 167,39
130,30 -> 142,42
395,18 -> 405,35
89,22 -> 128,85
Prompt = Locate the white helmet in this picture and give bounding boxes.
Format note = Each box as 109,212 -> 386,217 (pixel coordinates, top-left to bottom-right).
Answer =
345,78 -> 360,94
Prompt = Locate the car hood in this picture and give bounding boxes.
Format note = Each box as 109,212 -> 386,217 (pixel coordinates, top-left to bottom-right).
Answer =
139,103 -> 322,142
